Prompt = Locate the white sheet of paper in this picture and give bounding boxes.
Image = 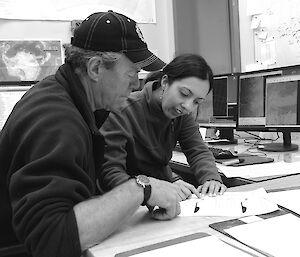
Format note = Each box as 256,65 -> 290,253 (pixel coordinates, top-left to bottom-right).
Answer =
225,214 -> 300,257
132,235 -> 254,257
267,189 -> 300,215
250,15 -> 261,29
218,161 -> 300,178
171,151 -> 188,165
179,188 -> 278,217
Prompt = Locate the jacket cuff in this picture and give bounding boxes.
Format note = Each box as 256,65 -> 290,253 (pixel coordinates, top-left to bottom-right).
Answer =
171,172 -> 183,183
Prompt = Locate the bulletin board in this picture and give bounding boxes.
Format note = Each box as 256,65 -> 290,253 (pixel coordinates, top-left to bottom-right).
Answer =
0,0 -> 156,23
239,0 -> 300,72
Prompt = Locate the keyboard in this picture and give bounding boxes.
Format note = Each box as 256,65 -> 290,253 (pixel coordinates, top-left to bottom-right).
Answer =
174,143 -> 236,160
208,147 -> 237,159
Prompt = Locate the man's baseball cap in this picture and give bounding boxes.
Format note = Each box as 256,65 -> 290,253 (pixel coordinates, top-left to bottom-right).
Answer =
71,10 -> 165,71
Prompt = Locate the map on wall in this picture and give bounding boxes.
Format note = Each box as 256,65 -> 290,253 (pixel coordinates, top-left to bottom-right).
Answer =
0,0 -> 156,23
0,40 -> 62,81
248,0 -> 300,69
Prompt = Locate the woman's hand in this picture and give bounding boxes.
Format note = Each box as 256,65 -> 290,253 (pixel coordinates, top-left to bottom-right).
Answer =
197,180 -> 227,198
173,180 -> 201,200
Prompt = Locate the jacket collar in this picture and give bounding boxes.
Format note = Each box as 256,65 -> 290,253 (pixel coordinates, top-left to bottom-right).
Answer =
55,63 -> 109,134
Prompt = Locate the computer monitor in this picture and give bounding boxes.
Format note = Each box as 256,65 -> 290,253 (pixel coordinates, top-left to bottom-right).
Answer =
212,76 -> 228,117
0,85 -> 32,130
196,74 -> 238,143
237,66 -> 300,152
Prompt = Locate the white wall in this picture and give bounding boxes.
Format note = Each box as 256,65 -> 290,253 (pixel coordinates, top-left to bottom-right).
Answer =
0,0 -> 175,64
173,0 -> 233,75
140,0 -> 175,63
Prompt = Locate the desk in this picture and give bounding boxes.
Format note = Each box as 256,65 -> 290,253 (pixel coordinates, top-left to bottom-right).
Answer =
171,138 -> 300,185
86,208 -> 231,257
86,174 -> 300,257
169,157 -> 252,188
229,173 -> 300,192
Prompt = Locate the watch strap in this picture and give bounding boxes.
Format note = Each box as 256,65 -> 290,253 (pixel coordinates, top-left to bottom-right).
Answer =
129,175 -> 151,206
142,183 -> 151,206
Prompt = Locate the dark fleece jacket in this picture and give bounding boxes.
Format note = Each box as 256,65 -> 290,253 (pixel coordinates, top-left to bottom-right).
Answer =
0,63 -> 108,257
100,82 -> 221,191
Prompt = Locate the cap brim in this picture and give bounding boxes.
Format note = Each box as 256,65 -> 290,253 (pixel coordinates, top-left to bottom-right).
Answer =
124,49 -> 166,72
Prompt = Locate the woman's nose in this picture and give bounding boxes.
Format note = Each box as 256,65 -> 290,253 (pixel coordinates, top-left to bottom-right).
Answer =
181,100 -> 195,112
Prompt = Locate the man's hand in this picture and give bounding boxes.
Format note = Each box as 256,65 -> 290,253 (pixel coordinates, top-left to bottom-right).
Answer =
197,180 -> 227,198
146,177 -> 181,220
173,180 -> 201,200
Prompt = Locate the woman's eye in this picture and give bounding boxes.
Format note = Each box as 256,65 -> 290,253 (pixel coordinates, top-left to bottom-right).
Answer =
180,91 -> 189,97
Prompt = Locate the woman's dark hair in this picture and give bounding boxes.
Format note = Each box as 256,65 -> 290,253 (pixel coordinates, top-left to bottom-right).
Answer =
144,54 -> 213,92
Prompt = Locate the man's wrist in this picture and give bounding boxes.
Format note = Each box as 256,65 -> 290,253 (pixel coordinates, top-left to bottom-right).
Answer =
128,178 -> 144,206
129,175 -> 151,206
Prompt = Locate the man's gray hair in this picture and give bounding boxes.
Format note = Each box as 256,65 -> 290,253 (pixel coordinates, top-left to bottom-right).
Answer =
63,44 -> 122,73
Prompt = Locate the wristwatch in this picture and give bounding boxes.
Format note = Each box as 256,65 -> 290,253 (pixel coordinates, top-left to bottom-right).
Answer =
134,175 -> 151,206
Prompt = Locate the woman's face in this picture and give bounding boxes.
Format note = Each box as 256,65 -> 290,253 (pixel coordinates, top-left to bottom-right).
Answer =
161,76 -> 210,119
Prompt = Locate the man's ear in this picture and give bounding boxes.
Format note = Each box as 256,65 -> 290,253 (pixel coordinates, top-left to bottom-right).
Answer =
86,56 -> 103,82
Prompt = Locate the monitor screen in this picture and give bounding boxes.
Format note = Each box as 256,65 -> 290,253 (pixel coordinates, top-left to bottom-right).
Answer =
238,71 -> 282,129
0,85 -> 31,130
237,68 -> 300,151
265,75 -> 300,128
196,74 -> 238,143
213,76 -> 228,117
197,74 -> 238,124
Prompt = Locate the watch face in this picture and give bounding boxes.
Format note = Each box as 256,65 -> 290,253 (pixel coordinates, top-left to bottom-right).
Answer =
136,175 -> 150,186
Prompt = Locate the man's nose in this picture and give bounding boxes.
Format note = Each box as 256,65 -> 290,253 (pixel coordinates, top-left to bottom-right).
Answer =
130,77 -> 140,91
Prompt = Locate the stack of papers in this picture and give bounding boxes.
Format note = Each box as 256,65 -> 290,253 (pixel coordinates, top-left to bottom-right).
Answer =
225,213 -> 300,257
180,188 -> 278,217
267,189 -> 300,215
218,161 -> 300,178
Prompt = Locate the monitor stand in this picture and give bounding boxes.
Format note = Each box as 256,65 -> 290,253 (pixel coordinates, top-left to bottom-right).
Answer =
209,128 -> 237,145
258,131 -> 299,152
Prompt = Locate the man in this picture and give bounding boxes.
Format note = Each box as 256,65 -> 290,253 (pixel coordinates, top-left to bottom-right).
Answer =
0,11 -> 181,257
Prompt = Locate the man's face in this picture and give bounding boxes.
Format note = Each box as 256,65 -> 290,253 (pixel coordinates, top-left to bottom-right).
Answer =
98,55 -> 140,111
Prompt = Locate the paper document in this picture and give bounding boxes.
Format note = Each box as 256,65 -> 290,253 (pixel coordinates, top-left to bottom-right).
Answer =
225,213 -> 300,257
267,189 -> 300,215
132,235 -> 254,257
179,188 -> 278,217
218,161 -> 300,178
171,151 -> 188,165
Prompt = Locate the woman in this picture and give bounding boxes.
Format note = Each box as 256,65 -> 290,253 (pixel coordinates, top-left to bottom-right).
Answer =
99,54 -> 226,201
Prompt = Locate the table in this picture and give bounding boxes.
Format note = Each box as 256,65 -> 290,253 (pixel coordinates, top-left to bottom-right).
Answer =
86,208 -> 231,257
86,174 -> 300,257
171,138 -> 300,186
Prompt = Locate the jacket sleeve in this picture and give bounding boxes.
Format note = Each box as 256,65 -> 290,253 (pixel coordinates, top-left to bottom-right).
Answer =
178,115 -> 222,185
8,97 -> 93,257
99,112 -> 132,191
